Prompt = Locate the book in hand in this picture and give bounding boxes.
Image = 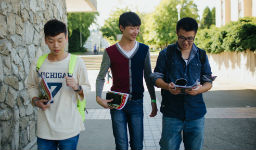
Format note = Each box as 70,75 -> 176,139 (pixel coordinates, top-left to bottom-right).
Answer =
39,74 -> 53,104
106,91 -> 129,110
174,78 -> 199,90
202,75 -> 217,82
174,75 -> 217,90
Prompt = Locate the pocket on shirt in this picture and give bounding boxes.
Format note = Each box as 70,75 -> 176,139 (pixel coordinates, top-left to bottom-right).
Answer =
190,62 -> 201,78
168,61 -> 182,78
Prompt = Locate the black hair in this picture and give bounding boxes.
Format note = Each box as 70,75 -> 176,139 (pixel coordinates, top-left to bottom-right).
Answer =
119,11 -> 141,29
176,17 -> 198,33
44,19 -> 67,37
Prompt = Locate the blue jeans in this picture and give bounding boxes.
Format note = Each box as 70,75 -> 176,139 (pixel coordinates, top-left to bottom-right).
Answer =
37,134 -> 79,150
159,116 -> 205,150
110,99 -> 144,150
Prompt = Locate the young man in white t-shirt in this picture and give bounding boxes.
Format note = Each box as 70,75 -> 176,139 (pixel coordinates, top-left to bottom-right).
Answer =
26,19 -> 90,150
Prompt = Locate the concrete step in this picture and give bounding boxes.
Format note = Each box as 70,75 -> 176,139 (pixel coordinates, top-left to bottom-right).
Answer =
80,54 -> 158,70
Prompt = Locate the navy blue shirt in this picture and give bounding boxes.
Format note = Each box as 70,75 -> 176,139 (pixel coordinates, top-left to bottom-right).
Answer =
152,43 -> 212,121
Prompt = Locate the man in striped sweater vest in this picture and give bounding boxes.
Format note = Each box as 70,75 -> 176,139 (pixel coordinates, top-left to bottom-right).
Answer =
96,12 -> 158,150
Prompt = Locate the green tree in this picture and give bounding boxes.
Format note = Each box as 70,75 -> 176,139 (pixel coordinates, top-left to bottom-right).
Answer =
179,0 -> 200,22
100,8 -> 130,44
100,8 -> 147,45
211,7 -> 216,25
195,17 -> 256,53
149,0 -> 199,48
200,7 -> 212,29
67,12 -> 98,52
135,12 -> 147,44
143,13 -> 157,47
152,0 -> 178,48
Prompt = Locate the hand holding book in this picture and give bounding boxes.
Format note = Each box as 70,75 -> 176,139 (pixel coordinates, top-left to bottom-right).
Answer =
106,91 -> 129,110
174,78 -> 199,90
32,97 -> 50,110
174,75 -> 217,90
96,96 -> 113,109
39,74 -> 53,105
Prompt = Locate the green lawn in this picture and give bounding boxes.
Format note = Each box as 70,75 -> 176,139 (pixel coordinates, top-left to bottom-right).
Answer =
70,52 -> 87,55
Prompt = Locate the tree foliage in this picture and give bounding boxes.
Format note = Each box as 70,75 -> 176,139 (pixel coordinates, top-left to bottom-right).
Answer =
100,0 -> 199,49
135,12 -> 146,44
211,7 -> 216,25
179,0 -> 200,22
100,8 -> 129,44
67,12 -> 98,52
143,13 -> 157,47
151,0 -> 178,48
195,17 -> 256,53
145,0 -> 199,48
200,7 -> 215,29
100,8 -> 147,45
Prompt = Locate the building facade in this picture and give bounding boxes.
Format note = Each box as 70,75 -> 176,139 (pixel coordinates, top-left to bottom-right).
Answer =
216,0 -> 256,27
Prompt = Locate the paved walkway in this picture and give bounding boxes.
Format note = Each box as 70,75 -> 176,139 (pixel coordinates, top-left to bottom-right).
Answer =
83,93 -> 163,150
77,70 -> 256,150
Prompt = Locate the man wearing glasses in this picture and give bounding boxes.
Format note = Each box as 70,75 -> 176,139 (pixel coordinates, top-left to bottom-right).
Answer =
152,17 -> 213,150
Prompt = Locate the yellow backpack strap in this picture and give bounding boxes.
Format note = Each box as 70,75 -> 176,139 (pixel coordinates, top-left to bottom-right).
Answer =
68,54 -> 86,121
36,54 -> 48,72
68,54 -> 78,77
77,100 -> 86,121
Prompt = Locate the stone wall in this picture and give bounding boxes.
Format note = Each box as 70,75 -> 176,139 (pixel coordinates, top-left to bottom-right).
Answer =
0,0 -> 67,149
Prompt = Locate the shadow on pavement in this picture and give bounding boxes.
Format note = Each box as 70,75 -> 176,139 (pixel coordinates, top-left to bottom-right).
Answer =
79,89 -> 256,150
156,89 -> 256,150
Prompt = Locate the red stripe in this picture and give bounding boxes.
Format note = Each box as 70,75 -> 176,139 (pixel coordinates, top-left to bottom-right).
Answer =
106,45 -> 130,93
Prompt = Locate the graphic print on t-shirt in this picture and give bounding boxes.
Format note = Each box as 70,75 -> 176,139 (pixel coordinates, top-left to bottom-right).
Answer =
47,82 -> 62,97
40,71 -> 67,98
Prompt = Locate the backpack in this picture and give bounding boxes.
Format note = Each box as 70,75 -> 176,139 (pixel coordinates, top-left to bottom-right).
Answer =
36,54 -> 87,121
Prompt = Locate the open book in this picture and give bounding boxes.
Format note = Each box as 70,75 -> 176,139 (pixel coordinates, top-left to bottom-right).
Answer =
175,80 -> 199,89
39,74 -> 53,104
174,76 -> 217,90
106,91 -> 129,110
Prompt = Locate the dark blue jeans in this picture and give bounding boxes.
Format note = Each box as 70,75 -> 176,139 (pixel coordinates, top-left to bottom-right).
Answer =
159,116 -> 205,150
110,99 -> 144,150
37,134 -> 79,150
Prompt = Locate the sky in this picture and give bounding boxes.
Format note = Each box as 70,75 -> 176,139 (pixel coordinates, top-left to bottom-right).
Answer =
95,0 -> 217,27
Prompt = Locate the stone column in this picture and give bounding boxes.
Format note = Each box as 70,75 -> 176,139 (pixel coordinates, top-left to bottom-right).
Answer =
244,0 -> 252,17
225,0 -> 231,25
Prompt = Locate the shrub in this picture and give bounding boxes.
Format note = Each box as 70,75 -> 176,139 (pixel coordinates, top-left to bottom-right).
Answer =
195,17 -> 256,53
195,28 -> 214,53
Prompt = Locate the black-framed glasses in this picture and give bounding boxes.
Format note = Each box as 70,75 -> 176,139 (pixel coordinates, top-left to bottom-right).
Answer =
178,36 -> 194,43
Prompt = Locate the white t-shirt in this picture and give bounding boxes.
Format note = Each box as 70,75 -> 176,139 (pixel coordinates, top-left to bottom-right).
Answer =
26,54 -> 91,140
184,59 -> 189,65
117,41 -> 138,58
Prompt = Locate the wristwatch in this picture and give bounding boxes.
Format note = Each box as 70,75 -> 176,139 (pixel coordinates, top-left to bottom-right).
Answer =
74,85 -> 82,92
